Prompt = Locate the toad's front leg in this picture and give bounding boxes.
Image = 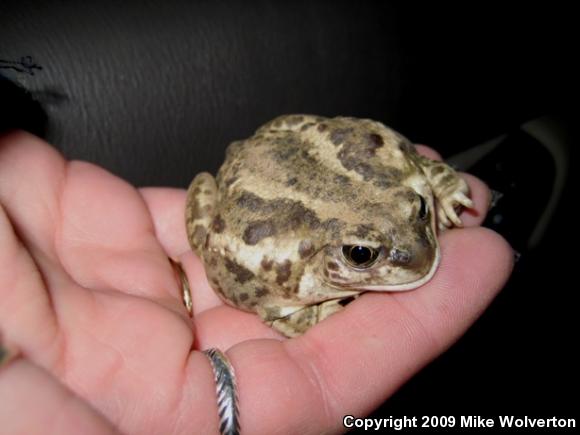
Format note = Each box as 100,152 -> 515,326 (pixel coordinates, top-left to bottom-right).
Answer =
414,154 -> 473,230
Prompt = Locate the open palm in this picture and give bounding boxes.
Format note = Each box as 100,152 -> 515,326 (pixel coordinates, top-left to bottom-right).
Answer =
0,131 -> 513,434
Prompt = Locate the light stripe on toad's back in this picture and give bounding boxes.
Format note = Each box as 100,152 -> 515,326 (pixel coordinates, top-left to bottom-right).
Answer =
217,118 -> 416,219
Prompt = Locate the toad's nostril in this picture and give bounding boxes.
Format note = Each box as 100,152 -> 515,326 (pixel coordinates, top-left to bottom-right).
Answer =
389,248 -> 411,265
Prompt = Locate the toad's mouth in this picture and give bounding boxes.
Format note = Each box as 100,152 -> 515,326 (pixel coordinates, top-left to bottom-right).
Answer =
351,246 -> 441,292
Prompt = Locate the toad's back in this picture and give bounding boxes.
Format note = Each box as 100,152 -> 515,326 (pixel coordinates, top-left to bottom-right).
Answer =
215,115 -> 420,222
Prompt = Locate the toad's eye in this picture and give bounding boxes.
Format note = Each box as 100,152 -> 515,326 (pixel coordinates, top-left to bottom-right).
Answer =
342,245 -> 379,268
418,195 -> 428,220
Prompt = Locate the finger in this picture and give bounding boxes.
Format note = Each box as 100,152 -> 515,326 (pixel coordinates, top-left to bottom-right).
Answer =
0,203 -> 59,363
0,132 -> 176,303
56,161 -> 189,316
0,355 -> 118,434
415,144 -> 442,160
290,228 -> 512,430
141,188 -> 225,316
0,131 -> 65,260
216,228 -> 513,434
458,173 -> 490,226
194,305 -> 282,351
181,250 -> 224,315
139,187 -> 189,257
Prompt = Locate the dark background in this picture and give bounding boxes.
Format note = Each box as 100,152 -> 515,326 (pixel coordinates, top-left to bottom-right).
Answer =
1,0 -> 577,429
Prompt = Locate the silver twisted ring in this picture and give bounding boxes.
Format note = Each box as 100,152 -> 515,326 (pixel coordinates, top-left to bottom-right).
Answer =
203,348 -> 240,435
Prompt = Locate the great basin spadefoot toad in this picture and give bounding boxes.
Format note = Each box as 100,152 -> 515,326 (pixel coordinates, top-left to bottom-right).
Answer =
186,115 -> 472,337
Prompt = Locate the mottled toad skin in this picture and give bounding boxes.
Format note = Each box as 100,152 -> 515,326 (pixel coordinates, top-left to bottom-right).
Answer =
186,115 -> 472,337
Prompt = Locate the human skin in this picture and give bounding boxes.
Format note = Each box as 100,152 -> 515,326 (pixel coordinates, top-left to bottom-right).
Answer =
0,131 -> 513,434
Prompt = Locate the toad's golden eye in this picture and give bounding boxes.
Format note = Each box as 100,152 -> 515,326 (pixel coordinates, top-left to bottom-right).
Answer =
342,245 -> 379,268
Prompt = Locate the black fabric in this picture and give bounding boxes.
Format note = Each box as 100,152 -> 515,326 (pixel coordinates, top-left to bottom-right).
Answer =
1,1 -> 573,187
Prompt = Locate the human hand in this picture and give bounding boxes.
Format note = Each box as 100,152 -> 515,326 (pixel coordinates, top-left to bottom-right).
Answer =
0,131 -> 513,434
